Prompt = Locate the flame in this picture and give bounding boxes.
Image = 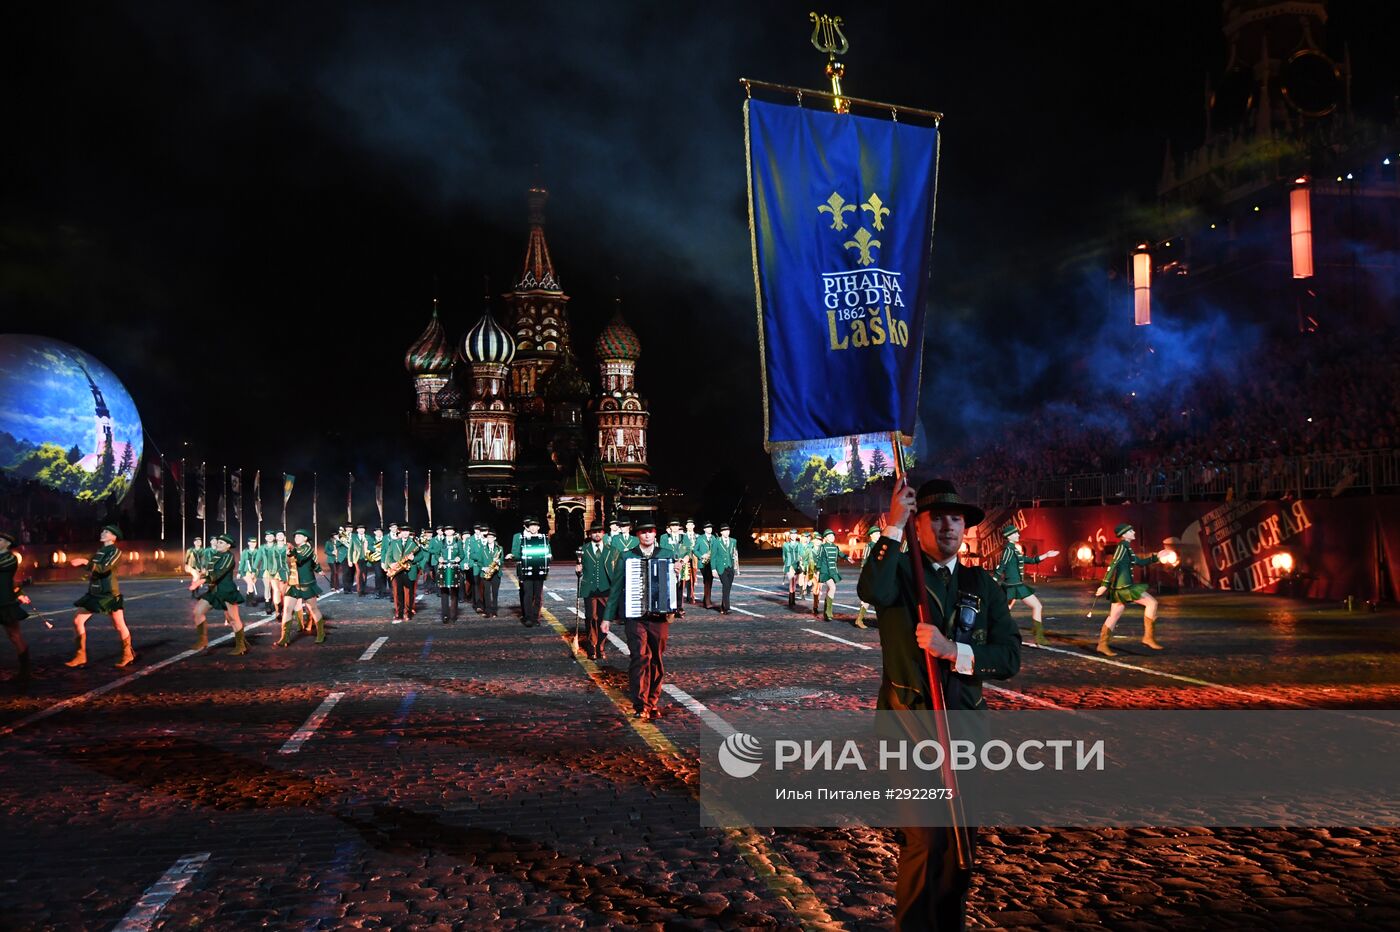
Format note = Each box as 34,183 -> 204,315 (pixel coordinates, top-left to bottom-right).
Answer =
1159,549 -> 1180,567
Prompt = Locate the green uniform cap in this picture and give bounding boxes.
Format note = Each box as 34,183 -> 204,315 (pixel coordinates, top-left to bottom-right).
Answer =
214,534 -> 235,546
1001,523 -> 1019,539
1115,523 -> 1133,537
101,524 -> 123,540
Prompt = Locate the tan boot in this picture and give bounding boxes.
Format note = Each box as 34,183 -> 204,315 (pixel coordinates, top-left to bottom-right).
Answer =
853,606 -> 868,629
115,638 -> 136,668
231,629 -> 248,655
192,621 -> 208,650
1142,616 -> 1164,650
64,632 -> 87,668
1031,620 -> 1049,648
1095,624 -> 1116,657
274,616 -> 296,648
314,617 -> 326,644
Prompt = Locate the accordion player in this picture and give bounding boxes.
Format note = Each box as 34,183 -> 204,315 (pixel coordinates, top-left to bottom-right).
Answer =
623,556 -> 679,618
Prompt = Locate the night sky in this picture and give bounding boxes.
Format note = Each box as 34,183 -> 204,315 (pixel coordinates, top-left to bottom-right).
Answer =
5,1 -> 1399,496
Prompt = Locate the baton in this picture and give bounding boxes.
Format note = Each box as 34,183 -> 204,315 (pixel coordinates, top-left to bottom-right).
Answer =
1085,590 -> 1102,619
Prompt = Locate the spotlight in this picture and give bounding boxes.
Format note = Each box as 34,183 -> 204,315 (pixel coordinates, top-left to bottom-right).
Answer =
1074,544 -> 1094,564
1385,158 -> 1392,166
1346,172 -> 1354,180
1270,552 -> 1295,574
1253,205 -> 1261,212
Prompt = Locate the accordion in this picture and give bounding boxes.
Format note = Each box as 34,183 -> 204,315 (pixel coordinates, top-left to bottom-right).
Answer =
518,537 -> 551,579
624,557 -> 678,618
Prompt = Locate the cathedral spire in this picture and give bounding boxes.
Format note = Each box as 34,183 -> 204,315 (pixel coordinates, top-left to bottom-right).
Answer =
518,183 -> 561,293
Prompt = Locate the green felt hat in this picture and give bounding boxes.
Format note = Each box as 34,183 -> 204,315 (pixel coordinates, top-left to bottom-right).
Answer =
293,529 -> 310,539
101,524 -> 123,540
214,534 -> 234,546
868,526 -> 881,538
1115,523 -> 1133,537
1001,523 -> 1020,539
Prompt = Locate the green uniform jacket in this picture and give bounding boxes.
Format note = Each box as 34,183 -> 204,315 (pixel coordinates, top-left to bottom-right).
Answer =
799,541 -> 817,573
603,543 -> 680,621
238,546 -> 262,576
412,539 -> 434,580
577,540 -> 613,598
709,537 -> 737,574
287,542 -> 322,598
857,536 -> 1020,712
467,537 -> 486,573
693,534 -> 714,568
185,547 -> 206,572
782,540 -> 800,572
996,544 -> 1044,587
381,537 -> 404,573
262,543 -> 288,581
201,550 -> 246,610
815,541 -> 842,583
1102,542 -> 1157,596
324,537 -> 344,566
664,534 -> 691,561
479,543 -> 502,581
349,534 -> 369,563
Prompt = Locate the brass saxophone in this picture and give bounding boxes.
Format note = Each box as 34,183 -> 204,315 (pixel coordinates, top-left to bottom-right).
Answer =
386,540 -> 420,578
481,547 -> 501,579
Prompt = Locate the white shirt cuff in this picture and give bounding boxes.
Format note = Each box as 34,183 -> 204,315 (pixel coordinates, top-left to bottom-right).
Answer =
954,642 -> 974,676
883,525 -> 904,542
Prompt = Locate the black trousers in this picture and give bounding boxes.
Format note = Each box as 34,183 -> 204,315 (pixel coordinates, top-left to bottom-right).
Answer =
482,574 -> 500,616
463,568 -> 475,603
581,593 -> 609,658
718,568 -> 735,611
373,565 -> 387,597
625,616 -> 670,713
895,825 -> 976,931
392,576 -> 415,618
471,569 -> 485,612
701,565 -> 714,606
439,583 -> 461,621
519,577 -> 544,625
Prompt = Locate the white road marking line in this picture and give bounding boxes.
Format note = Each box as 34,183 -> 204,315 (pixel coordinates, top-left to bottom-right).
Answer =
546,590 -> 563,601
606,631 -> 630,655
984,683 -> 1069,709
358,636 -> 389,661
804,628 -> 874,650
1034,643 -> 1308,706
0,617 -> 275,740
569,607 -> 583,617
278,691 -> 345,755
110,851 -> 211,932
662,683 -> 738,737
729,606 -> 763,617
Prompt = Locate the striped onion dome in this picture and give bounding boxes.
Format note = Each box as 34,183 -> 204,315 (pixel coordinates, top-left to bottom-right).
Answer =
594,305 -> 640,361
404,302 -> 454,375
460,310 -> 516,365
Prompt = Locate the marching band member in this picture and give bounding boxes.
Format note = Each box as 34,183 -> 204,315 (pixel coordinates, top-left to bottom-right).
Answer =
1096,523 -> 1166,656
710,525 -> 738,615
813,528 -> 842,622
480,529 -> 503,619
382,526 -> 404,620
435,525 -> 466,624
388,526 -> 422,623
257,531 -> 280,614
324,526 -> 347,592
350,525 -> 370,596
468,524 -> 487,615
369,528 -> 388,599
0,531 -> 32,676
193,534 -> 249,655
185,536 -> 207,599
797,531 -> 815,602
238,536 -> 263,604
576,522 -> 612,659
782,528 -> 801,609
851,525 -> 881,628
65,525 -> 136,669
682,519 -> 700,604
695,522 -> 715,609
996,523 -> 1059,648
663,520 -> 689,619
275,530 -> 326,646
602,520 -> 680,721
419,528 -> 439,596
508,517 -> 549,628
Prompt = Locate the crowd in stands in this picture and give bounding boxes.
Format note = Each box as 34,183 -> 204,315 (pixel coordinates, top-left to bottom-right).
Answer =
950,327 -> 1400,502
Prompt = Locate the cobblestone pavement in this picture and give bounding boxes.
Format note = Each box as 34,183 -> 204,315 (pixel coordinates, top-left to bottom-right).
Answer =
1,564 -> 1398,930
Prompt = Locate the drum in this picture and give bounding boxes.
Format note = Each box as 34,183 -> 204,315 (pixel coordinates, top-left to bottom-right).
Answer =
518,538 -> 551,579
437,559 -> 458,588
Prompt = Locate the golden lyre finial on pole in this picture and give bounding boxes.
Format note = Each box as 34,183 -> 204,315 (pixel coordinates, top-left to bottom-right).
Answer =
808,12 -> 850,113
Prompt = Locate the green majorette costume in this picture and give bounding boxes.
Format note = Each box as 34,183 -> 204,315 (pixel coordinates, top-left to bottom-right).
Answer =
286,540 -> 323,601
853,525 -> 882,628
1103,525 -> 1157,604
996,524 -> 1047,601
857,479 -> 1019,929
201,543 -> 247,612
76,543 -> 125,615
813,530 -> 843,621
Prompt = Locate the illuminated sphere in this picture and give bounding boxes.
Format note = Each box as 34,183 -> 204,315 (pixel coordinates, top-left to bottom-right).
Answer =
460,311 -> 516,366
0,335 -> 144,508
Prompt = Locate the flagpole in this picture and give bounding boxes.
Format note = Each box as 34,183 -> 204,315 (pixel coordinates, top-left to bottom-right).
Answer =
313,472 -> 319,553
201,461 -> 207,545
180,457 -> 186,556
404,469 -> 409,524
222,465 -> 228,535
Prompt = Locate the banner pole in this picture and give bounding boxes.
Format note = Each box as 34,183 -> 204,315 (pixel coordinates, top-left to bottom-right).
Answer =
890,431 -> 971,870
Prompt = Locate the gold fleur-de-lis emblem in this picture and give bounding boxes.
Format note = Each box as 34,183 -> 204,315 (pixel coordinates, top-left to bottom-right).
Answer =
862,193 -> 890,231
817,192 -> 856,231
844,227 -> 880,266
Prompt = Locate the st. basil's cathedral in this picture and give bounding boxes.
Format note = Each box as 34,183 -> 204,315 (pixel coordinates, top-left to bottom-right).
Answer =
403,184 -> 658,550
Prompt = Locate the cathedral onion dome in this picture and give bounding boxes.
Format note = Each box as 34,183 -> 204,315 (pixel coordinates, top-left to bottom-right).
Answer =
542,351 -> 591,402
594,307 -> 640,361
404,302 -> 454,375
460,310 -> 516,365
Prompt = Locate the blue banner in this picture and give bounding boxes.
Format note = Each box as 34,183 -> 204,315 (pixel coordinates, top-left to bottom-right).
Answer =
745,99 -> 940,445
